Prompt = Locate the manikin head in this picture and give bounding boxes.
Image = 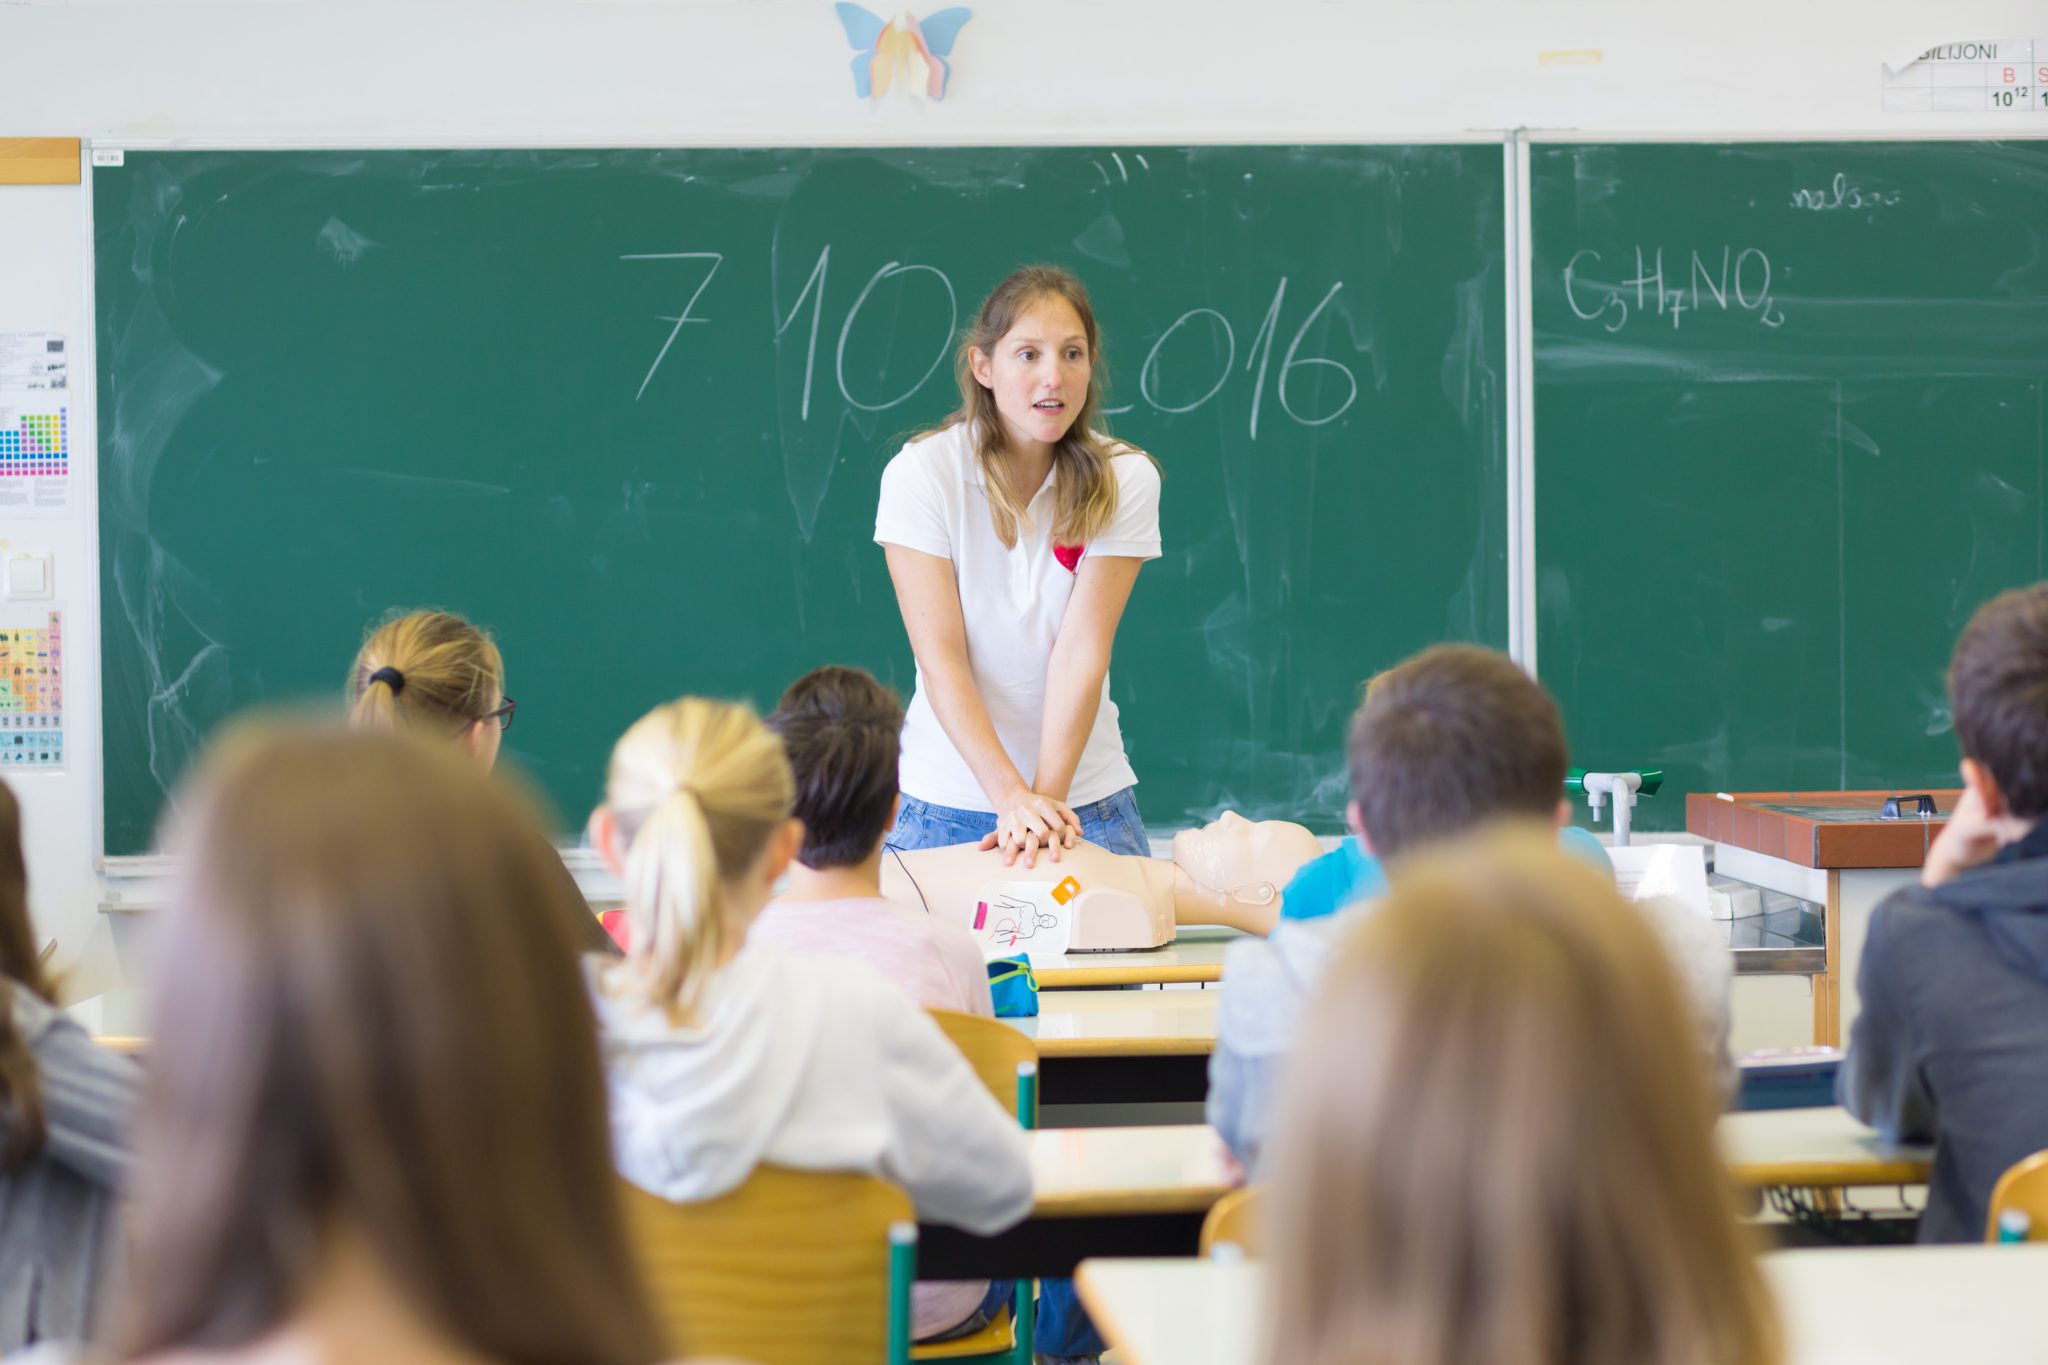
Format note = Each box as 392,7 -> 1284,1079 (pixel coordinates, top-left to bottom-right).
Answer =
1172,811 -> 1324,913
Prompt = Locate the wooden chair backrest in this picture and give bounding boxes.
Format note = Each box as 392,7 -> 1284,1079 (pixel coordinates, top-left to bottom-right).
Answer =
620,1167 -> 913,1365
1199,1185 -> 1266,1258
927,1007 -> 1038,1127
1987,1148 -> 2048,1241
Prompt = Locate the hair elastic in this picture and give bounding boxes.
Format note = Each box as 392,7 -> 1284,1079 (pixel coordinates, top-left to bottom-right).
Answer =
368,666 -> 406,695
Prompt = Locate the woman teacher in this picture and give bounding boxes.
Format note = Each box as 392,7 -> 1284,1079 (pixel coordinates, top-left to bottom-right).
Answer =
876,265 -> 1161,870
875,261 -> 1158,1365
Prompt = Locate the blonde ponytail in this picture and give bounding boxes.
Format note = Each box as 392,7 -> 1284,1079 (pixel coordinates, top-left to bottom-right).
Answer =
604,699 -> 793,1023
348,610 -> 503,736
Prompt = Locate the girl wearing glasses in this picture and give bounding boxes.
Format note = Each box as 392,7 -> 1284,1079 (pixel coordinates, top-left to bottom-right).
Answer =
348,610 -> 517,759
347,609 -> 616,957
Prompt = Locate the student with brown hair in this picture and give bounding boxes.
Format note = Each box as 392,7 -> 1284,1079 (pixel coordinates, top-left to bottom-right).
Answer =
753,665 -> 1003,1344
106,722 -> 674,1365
586,696 -> 1031,1316
1843,581 -> 2048,1241
755,665 -> 991,1019
1210,643 -> 1732,1173
1265,828 -> 1780,1365
347,608 -> 618,957
0,779 -> 138,1353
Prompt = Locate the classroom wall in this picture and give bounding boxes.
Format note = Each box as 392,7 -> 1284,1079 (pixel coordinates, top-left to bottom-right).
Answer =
2,0 -> 2040,992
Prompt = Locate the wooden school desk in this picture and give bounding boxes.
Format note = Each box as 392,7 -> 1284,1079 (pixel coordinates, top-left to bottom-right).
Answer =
916,1123 -> 1234,1279
1031,926 -> 1240,988
1690,790 -> 1956,1046
1719,1105 -> 1932,1189
1000,987 -> 1218,1106
1076,1244 -> 2048,1365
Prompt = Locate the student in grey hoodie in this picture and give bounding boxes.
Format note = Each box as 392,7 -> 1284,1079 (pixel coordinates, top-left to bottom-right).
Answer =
1842,582 -> 2048,1243
0,778 -> 137,1354
1208,645 -> 1733,1176
586,696 -> 1033,1340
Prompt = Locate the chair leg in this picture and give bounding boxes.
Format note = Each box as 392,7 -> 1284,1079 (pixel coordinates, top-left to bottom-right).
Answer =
889,1223 -> 917,1365
1014,1278 -> 1034,1365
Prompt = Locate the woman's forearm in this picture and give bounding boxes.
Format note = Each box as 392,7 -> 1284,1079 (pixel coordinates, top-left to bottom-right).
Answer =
1033,555 -> 1143,800
1032,633 -> 1111,801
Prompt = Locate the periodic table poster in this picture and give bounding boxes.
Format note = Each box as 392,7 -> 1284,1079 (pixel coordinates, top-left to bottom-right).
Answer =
0,610 -> 64,772
0,334 -> 71,518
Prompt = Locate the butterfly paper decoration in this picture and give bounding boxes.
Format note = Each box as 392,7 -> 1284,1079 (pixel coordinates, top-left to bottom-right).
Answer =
835,5 -> 973,101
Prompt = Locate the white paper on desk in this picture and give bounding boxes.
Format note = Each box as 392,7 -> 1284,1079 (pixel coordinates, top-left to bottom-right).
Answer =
1608,844 -> 1710,918
971,880 -> 1073,966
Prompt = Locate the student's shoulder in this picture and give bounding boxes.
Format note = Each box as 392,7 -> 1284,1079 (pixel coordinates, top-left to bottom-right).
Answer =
1557,823 -> 1615,874
1869,879 -> 1961,948
774,942 -> 929,1020
918,912 -> 991,987
1221,914 -> 1350,1006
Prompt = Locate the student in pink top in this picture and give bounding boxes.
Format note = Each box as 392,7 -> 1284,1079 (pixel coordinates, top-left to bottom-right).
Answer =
754,664 -> 999,1341
755,665 -> 992,1018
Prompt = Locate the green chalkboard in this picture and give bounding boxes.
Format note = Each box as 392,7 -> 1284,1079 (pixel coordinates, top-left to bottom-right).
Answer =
1534,141 -> 2048,829
95,146 -> 1508,855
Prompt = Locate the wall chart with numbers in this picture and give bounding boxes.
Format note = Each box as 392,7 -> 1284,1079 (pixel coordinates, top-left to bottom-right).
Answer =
1883,39 -> 2048,114
0,333 -> 71,517
0,609 -> 63,772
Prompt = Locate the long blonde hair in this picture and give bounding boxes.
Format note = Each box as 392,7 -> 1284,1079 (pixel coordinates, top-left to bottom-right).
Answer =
932,265 -> 1139,550
127,721 -> 667,1365
604,698 -> 793,1023
1265,825 -> 1780,1365
348,609 -> 503,734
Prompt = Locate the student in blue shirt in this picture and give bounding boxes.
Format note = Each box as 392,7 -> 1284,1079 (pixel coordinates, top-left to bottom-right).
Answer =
1208,644 -> 1731,1175
1277,821 -> 1614,923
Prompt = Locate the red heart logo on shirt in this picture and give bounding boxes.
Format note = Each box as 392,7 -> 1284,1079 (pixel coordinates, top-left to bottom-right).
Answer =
1054,543 -> 1084,573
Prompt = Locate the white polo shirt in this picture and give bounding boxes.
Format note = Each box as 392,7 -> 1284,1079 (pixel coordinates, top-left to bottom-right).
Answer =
874,423 -> 1162,812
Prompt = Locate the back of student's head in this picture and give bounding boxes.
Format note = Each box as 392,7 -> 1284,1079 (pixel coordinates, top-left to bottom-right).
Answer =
0,778 -> 53,1176
1950,583 -> 2048,818
604,697 -> 794,1021
1347,643 -> 1567,860
124,721 -> 665,1365
768,666 -> 903,869
348,608 -> 503,735
1265,827 -> 1778,1365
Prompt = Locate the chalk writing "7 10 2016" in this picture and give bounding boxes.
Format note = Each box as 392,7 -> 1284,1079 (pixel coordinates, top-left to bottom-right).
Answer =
625,244 -> 1360,438
1563,246 -> 1786,333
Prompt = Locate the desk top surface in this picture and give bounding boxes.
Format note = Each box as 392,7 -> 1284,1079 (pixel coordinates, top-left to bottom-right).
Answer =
1002,987 -> 1219,1057
1078,1244 -> 2048,1365
1718,1105 -> 1933,1188
1027,1123 -> 1236,1217
1033,928 -> 1241,988
1688,790 -> 1958,870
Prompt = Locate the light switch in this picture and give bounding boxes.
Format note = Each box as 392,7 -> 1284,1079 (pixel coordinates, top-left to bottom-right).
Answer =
5,554 -> 51,600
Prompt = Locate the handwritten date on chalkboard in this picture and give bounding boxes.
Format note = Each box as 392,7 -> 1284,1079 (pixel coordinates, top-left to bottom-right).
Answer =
624,244 -> 1361,441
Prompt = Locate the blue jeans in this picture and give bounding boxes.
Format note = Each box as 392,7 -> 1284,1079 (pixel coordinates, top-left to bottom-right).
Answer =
886,785 -> 1150,859
886,785 -> 1143,1360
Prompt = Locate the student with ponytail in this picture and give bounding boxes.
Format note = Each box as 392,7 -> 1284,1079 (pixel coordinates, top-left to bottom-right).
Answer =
585,697 -> 1032,1341
0,778 -> 138,1352
347,609 -> 618,957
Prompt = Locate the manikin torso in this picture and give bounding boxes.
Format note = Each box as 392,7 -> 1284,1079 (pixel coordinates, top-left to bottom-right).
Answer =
877,815 -> 1324,955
